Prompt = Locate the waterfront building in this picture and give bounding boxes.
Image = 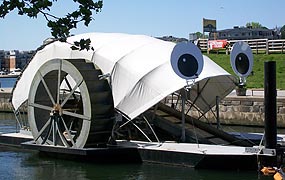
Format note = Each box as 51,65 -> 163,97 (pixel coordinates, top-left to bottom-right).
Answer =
15,50 -> 35,69
209,26 -> 278,40
0,50 -> 35,73
4,51 -> 16,72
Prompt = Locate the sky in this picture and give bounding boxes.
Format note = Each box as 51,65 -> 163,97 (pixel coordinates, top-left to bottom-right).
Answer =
0,0 -> 284,50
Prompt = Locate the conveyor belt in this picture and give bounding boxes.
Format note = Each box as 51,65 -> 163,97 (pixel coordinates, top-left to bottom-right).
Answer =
146,103 -> 253,146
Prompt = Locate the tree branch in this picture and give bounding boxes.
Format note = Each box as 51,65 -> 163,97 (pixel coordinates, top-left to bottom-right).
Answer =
0,0 -> 103,51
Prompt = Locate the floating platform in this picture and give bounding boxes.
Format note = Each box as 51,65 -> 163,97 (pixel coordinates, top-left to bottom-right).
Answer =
0,132 -> 278,170
22,141 -> 141,163
0,132 -> 33,147
0,132 -> 141,163
117,140 -> 276,170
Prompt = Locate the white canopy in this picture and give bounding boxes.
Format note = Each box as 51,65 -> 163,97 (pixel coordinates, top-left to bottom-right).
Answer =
12,32 -> 236,119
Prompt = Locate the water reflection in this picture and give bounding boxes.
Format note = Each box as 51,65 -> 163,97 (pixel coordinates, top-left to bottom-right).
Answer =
0,149 -> 272,180
0,113 -> 17,133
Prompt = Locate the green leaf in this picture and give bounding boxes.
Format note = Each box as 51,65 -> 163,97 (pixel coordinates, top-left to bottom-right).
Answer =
71,45 -> 80,50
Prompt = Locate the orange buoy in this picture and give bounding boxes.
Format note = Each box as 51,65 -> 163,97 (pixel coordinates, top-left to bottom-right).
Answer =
274,172 -> 283,180
261,167 -> 277,175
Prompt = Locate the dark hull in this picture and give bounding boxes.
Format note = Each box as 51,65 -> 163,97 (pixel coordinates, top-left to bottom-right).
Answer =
138,148 -> 258,170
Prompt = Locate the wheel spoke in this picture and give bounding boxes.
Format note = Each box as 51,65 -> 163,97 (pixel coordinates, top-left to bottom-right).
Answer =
57,60 -> 62,104
60,78 -> 83,107
62,110 -> 90,120
45,140 -> 53,145
29,103 -> 53,111
55,119 -> 70,147
34,117 -> 51,142
52,119 -> 56,146
60,116 -> 76,147
41,119 -> 53,145
64,76 -> 78,100
39,71 -> 56,105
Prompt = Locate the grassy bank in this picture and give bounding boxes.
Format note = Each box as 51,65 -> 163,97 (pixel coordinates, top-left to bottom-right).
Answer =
206,53 -> 285,89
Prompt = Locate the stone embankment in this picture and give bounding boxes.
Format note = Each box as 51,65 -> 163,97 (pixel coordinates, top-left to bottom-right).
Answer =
192,90 -> 285,127
0,88 -> 13,112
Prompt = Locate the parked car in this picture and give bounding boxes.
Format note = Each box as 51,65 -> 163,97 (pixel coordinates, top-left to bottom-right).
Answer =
0,71 -> 7,75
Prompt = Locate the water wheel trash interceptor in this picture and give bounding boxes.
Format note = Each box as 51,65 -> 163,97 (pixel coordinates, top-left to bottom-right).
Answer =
7,33 -> 280,169
28,58 -> 115,148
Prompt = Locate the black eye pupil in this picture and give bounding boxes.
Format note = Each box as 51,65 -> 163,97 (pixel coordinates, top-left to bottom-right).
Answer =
235,53 -> 249,75
177,54 -> 198,77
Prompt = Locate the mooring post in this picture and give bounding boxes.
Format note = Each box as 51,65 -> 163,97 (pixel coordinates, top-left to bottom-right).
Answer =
263,61 -> 277,167
264,61 -> 277,149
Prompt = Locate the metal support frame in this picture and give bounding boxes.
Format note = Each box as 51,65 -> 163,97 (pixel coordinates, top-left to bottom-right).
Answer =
181,88 -> 186,142
13,102 -> 29,132
116,111 -> 160,144
162,77 -> 226,130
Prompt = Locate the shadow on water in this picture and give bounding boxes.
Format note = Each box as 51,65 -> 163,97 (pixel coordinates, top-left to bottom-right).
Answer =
0,115 -> 276,180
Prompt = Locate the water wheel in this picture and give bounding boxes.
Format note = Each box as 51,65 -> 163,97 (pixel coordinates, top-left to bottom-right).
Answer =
28,59 -> 115,148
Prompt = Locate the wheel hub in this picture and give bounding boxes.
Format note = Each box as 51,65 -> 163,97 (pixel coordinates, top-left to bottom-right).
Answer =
52,103 -> 62,116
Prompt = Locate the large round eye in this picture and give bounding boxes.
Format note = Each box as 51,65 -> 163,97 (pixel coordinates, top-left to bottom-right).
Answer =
171,42 -> 203,80
230,41 -> 253,77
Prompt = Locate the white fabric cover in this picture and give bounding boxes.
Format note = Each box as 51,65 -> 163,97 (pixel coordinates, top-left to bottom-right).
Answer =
12,32 -> 235,119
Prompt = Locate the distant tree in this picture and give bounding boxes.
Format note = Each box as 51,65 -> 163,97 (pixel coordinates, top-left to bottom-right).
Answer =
195,32 -> 203,38
0,0 -> 103,50
194,32 -> 208,39
281,25 -> 285,39
246,22 -> 268,29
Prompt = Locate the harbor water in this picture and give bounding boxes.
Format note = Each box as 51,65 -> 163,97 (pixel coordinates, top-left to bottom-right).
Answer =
0,113 -> 274,180
0,77 -> 17,88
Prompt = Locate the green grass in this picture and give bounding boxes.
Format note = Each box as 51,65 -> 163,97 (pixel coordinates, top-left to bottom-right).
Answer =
206,53 -> 285,89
